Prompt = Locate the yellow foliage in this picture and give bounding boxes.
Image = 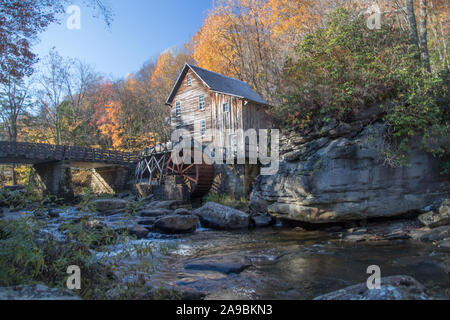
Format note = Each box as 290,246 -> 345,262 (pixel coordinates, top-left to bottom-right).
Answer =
151,50 -> 193,103
189,0 -> 320,102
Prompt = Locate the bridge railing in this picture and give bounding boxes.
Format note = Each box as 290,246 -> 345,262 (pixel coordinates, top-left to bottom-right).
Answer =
0,141 -> 139,166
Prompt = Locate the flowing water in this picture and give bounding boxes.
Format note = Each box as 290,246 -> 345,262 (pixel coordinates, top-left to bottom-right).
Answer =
4,208 -> 449,299
102,226 -> 450,300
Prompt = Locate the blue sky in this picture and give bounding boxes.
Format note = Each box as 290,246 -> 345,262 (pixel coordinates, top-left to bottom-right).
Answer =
33,0 -> 213,80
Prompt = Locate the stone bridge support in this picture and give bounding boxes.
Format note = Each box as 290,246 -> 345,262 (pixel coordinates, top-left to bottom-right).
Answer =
90,166 -> 130,195
33,161 -> 74,199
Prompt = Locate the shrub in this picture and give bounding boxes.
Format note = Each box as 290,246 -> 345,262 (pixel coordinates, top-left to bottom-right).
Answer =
276,8 -> 449,171
0,217 -> 119,299
0,217 -> 174,299
79,187 -> 96,212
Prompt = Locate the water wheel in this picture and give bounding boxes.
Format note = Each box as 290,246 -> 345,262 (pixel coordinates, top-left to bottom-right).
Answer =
166,148 -> 215,198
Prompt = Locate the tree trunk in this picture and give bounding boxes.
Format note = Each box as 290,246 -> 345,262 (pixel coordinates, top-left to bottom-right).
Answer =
405,0 -> 420,50
11,164 -> 17,186
10,125 -> 18,186
419,0 -> 431,72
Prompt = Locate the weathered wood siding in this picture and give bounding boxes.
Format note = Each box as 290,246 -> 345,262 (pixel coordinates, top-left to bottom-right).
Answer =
210,92 -> 243,146
169,69 -> 271,149
242,102 -> 271,132
170,69 -> 213,143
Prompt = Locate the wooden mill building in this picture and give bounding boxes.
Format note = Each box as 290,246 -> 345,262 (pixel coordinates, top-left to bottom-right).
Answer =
165,64 -> 271,153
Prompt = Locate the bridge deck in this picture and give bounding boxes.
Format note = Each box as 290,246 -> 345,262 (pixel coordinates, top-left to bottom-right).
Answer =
0,141 -> 139,167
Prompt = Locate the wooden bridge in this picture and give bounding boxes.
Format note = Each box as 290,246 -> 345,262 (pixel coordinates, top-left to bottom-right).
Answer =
0,141 -> 215,199
0,141 -> 139,167
0,141 -> 140,198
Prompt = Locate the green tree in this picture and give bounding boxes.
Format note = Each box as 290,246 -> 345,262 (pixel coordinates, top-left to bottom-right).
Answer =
278,8 -> 449,169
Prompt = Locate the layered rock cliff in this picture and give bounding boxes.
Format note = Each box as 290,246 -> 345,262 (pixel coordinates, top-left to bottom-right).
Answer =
250,121 -> 449,224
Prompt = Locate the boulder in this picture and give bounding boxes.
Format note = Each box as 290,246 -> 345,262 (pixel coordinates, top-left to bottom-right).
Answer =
184,255 -> 252,274
0,284 -> 81,300
250,123 -> 450,224
440,199 -> 450,215
418,199 -> 450,228
251,214 -> 276,228
148,200 -> 182,210
419,212 -> 450,229
127,225 -> 150,239
174,208 -> 191,216
138,208 -> 172,217
438,240 -> 450,248
154,215 -> 198,234
193,202 -> 250,230
410,226 -> 450,242
93,199 -> 129,213
47,208 -> 62,218
137,217 -> 157,226
314,276 -> 429,300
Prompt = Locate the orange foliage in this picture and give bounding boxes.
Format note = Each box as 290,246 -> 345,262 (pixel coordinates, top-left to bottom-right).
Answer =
97,100 -> 124,149
91,81 -> 124,149
151,50 -> 194,102
190,12 -> 235,77
190,0 -> 320,102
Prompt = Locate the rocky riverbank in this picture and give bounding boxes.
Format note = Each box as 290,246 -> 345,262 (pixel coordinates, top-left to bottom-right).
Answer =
250,121 -> 449,224
0,186 -> 449,300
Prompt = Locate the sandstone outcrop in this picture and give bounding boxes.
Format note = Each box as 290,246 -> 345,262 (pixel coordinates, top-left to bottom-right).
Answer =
250,122 -> 449,224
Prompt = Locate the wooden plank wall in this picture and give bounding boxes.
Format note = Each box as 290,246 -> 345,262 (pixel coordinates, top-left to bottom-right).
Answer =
210,92 -> 243,147
169,68 -> 272,150
170,69 -> 213,143
242,102 -> 272,132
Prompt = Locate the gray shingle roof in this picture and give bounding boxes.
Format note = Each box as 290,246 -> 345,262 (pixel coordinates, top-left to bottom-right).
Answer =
166,64 -> 267,105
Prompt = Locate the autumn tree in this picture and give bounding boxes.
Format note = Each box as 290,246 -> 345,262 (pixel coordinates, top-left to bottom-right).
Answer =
151,49 -> 194,106
89,80 -> 118,149
0,77 -> 32,184
190,0 -> 319,104
0,0 -> 112,84
115,76 -> 154,150
0,0 -> 55,83
36,49 -> 98,145
426,0 -> 448,71
149,49 -> 194,141
0,77 -> 31,143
